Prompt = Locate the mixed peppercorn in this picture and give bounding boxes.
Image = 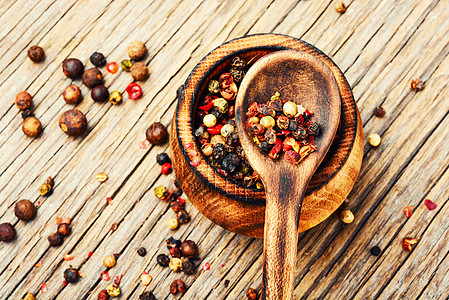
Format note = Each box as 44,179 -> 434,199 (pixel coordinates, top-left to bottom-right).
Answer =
194,57 -> 265,188
246,92 -> 320,164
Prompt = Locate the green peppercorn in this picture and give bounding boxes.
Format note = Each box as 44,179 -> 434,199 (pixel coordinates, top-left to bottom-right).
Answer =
154,185 -> 168,200
109,91 -> 122,105
208,80 -> 220,94
120,59 -> 133,72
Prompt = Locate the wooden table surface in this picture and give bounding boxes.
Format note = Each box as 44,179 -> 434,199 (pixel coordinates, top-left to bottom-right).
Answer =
1,0 -> 449,299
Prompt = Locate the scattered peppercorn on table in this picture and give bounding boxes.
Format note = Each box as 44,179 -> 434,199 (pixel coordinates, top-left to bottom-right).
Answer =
1,0 -> 449,299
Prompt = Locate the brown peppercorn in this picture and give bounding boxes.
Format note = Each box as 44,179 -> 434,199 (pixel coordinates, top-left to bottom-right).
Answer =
0,223 -> 16,242
373,106 -> 386,118
170,279 -> 186,295
47,176 -> 55,187
128,41 -> 147,61
177,210 -> 190,224
170,247 -> 182,258
58,223 -> 71,236
64,267 -> 79,283
138,291 -> 156,300
335,1 -> 346,13
48,232 -> 64,246
137,247 -> 147,257
14,199 -> 37,221
182,259 -> 196,275
62,58 -> 84,79
130,62 -> 149,81
180,240 -> 198,258
170,199 -> 185,212
82,68 -> 103,88
27,45 -> 45,63
246,287 -> 258,300
63,84 -> 82,104
156,253 -> 170,267
98,289 -> 110,300
22,117 -> 42,137
91,85 -> 109,102
146,122 -> 168,145
59,109 -> 87,137
15,91 -> 33,110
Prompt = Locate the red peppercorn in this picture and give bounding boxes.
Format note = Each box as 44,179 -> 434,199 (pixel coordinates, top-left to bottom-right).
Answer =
106,62 -> 118,74
206,124 -> 223,135
161,163 -> 172,175
126,82 -> 142,100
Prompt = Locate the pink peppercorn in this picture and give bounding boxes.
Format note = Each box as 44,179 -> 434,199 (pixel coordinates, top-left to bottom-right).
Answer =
161,163 -> 172,175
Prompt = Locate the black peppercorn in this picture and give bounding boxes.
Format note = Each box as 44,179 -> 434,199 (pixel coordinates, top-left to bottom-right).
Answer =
174,188 -> 183,198
58,223 -> 71,236
174,179 -> 182,190
180,240 -> 198,258
91,85 -> 109,102
288,120 -> 298,132
59,109 -> 87,137
146,122 -> 168,145
226,132 -> 239,147
177,210 -> 190,224
212,143 -> 226,161
222,154 -> 240,173
27,45 -> 45,63
90,52 -> 106,67
82,68 -> 103,88
48,232 -> 64,246
170,247 -> 182,258
264,129 -> 277,145
292,126 -> 308,140
370,246 -> 381,256
258,141 -> 270,154
14,199 -> 37,221
156,153 -> 171,165
64,267 -> 80,283
137,247 -> 147,257
166,237 -> 181,249
156,253 -> 170,267
210,106 -> 223,119
182,259 -> 196,275
21,109 -> 34,119
62,58 -> 84,79
270,100 -> 283,112
0,223 -> 16,242
306,122 -> 320,136
139,291 -> 156,300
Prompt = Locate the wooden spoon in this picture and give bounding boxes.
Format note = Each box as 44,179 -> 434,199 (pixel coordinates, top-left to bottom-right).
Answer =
235,50 -> 341,300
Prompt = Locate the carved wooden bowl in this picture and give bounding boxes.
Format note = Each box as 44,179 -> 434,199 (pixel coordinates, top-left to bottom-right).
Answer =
170,34 -> 363,238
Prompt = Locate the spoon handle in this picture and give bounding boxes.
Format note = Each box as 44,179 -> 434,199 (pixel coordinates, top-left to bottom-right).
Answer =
262,173 -> 306,300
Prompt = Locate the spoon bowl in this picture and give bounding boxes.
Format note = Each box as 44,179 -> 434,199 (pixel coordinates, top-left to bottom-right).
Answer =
235,50 -> 341,299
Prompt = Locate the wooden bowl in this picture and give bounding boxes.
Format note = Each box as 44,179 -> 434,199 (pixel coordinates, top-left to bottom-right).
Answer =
170,34 -> 363,238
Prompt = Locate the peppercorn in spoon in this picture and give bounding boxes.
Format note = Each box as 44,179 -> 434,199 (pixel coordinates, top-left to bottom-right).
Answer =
235,50 -> 341,300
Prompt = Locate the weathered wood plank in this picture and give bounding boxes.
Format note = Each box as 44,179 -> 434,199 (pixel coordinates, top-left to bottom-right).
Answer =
1,0 -> 449,299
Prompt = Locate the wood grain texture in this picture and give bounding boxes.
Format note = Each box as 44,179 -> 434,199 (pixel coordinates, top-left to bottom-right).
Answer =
172,34 -> 363,238
0,0 -> 448,299
234,50 -> 341,300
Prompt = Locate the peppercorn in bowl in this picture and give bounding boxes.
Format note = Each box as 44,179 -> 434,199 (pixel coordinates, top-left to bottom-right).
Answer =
170,34 -> 363,238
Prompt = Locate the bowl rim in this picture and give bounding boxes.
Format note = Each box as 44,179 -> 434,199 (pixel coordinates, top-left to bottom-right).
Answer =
175,33 -> 357,205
